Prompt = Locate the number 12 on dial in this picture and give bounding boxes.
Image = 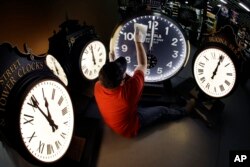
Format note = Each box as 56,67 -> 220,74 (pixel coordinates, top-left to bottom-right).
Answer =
193,47 -> 237,98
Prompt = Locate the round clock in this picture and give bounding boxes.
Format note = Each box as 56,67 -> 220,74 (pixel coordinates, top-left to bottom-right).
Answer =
111,13 -> 190,82
45,54 -> 68,86
6,75 -> 74,164
79,40 -> 107,80
193,45 -> 238,98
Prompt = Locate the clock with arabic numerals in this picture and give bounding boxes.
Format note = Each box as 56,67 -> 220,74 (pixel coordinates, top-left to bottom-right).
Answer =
5,72 -> 74,164
193,44 -> 238,98
111,13 -> 190,82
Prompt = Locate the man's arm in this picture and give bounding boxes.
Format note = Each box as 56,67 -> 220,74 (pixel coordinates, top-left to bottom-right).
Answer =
134,42 -> 147,75
134,24 -> 148,75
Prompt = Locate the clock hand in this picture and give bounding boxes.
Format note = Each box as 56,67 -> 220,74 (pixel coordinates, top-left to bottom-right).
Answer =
90,45 -> 96,65
28,94 -> 58,132
53,60 -> 60,75
211,55 -> 224,79
42,88 -> 58,132
149,20 -> 155,54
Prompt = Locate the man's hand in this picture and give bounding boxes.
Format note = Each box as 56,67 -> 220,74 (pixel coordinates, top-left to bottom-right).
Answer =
134,23 -> 148,43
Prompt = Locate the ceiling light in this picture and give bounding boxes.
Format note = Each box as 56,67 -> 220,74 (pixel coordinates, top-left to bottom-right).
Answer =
239,2 -> 250,12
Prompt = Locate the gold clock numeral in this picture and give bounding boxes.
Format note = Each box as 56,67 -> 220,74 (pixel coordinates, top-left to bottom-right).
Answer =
200,77 -> 205,83
225,80 -> 230,86
23,114 -> 34,125
27,131 -> 37,142
55,140 -> 62,150
37,141 -> 45,154
62,107 -> 68,116
198,69 -> 203,75
204,56 -> 209,61
199,62 -> 205,68
58,96 -> 64,106
47,144 -> 54,155
61,132 -> 66,139
219,85 -> 225,92
211,52 -> 216,59
52,88 -> 56,100
206,83 -> 210,90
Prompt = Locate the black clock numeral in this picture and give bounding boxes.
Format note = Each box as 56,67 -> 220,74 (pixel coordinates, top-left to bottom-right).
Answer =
225,63 -> 230,67
23,114 -> 34,125
52,88 -> 56,100
204,56 -> 209,61
58,96 -> 64,106
99,58 -> 103,62
219,85 -> 225,92
37,141 -> 45,154
211,52 -> 216,59
62,107 -> 68,116
199,62 -> 205,68
84,69 -> 89,75
225,80 -> 231,86
61,132 -> 66,139
214,87 -> 217,93
94,69 -> 97,74
198,69 -> 204,75
27,132 -> 37,142
55,140 -> 62,150
200,77 -> 205,83
226,73 -> 233,76
47,144 -> 54,155
206,83 -> 210,90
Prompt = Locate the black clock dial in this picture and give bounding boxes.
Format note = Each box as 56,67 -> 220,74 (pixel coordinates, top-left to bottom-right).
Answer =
147,53 -> 157,68
112,14 -> 189,82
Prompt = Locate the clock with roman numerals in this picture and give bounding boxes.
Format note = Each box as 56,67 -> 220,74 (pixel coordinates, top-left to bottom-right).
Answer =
193,45 -> 238,98
5,74 -> 74,164
80,40 -> 106,80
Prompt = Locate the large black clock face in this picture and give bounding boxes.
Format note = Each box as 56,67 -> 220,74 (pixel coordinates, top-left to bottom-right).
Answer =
112,14 -> 189,82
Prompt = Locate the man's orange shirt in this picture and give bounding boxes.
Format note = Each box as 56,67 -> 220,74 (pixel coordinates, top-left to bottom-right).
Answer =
94,70 -> 144,138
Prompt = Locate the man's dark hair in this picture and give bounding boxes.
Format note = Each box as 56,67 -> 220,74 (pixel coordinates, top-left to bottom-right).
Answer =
99,57 -> 127,89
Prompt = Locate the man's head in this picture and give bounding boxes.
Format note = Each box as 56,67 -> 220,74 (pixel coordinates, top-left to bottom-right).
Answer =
99,57 -> 127,89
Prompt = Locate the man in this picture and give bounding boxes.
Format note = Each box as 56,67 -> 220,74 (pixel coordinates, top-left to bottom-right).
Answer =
94,24 -> 195,138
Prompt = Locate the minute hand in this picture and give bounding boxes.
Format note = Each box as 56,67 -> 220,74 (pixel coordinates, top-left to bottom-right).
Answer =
28,95 -> 57,132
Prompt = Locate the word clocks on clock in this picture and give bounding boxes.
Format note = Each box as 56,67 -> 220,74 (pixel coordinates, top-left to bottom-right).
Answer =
193,46 -> 237,98
112,14 -> 190,82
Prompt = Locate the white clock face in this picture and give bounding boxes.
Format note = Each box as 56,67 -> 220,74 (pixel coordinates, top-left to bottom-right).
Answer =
193,47 -> 236,98
80,40 -> 106,80
20,80 -> 74,163
46,54 -> 68,86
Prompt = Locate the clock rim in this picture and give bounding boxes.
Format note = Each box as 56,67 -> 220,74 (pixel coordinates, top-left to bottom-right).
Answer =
192,43 -> 240,98
110,12 -> 190,82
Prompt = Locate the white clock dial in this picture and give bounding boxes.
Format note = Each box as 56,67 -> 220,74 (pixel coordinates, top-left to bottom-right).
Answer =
46,54 -> 68,86
80,40 -> 106,80
193,47 -> 236,98
20,80 -> 74,163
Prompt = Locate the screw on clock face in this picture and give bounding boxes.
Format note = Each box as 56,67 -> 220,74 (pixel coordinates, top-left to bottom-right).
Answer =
211,55 -> 224,79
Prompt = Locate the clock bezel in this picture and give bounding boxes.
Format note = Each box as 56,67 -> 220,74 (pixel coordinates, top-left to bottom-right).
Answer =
192,43 -> 240,98
110,12 -> 190,83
